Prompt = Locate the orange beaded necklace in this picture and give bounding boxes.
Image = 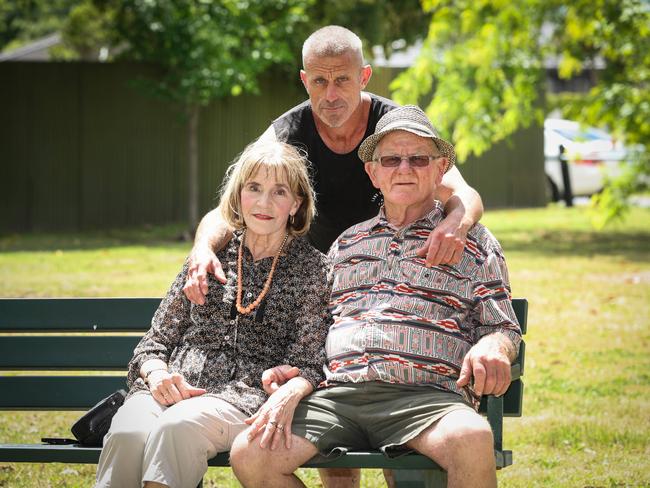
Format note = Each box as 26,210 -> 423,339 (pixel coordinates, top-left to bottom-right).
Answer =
236,229 -> 288,315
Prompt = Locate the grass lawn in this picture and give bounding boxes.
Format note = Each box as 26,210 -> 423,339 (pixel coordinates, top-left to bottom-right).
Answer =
1,205 -> 649,487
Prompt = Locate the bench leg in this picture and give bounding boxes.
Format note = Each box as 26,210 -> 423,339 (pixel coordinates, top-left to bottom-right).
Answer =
393,469 -> 447,488
487,395 -> 504,452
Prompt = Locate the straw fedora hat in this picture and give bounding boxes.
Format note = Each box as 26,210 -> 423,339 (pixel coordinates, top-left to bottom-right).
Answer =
358,105 -> 456,173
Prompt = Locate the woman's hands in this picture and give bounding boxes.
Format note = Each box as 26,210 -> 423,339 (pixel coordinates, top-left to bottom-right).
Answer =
246,377 -> 312,450
147,370 -> 206,406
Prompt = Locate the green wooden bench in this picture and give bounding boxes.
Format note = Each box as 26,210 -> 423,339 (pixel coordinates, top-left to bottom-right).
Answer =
0,297 -> 527,487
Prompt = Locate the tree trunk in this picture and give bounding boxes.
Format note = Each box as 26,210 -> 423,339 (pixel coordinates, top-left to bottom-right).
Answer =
187,104 -> 200,234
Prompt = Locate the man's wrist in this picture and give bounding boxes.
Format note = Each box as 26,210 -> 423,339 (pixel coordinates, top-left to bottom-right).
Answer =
458,214 -> 473,236
492,334 -> 516,362
443,193 -> 479,233
500,338 -> 517,363
192,236 -> 214,254
442,200 -> 465,225
478,333 -> 516,363
284,376 -> 312,397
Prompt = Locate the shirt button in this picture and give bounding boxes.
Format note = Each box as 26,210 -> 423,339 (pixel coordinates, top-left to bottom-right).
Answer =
229,320 -> 235,325
224,335 -> 230,341
246,292 -> 253,298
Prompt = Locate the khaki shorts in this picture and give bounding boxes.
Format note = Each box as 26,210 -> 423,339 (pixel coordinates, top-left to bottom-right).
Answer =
291,381 -> 475,460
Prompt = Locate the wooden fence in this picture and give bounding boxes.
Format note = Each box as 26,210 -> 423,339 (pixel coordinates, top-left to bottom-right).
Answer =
0,62 -> 545,232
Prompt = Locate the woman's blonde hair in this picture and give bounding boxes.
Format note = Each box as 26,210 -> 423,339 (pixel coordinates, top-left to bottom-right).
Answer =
219,140 -> 316,236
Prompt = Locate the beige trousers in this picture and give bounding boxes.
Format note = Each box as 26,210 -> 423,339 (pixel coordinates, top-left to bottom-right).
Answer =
95,393 -> 248,488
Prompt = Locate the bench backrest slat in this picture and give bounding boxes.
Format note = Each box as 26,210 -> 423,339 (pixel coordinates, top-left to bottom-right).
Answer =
0,298 -> 159,331
0,298 -> 527,333
0,376 -> 126,410
0,336 -> 139,370
511,298 -> 527,334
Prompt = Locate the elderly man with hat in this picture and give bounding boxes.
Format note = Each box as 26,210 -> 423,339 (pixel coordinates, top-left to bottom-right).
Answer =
183,25 -> 484,306
229,106 -> 522,488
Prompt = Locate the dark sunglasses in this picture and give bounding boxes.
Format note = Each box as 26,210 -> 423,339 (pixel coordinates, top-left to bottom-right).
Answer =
375,155 -> 442,168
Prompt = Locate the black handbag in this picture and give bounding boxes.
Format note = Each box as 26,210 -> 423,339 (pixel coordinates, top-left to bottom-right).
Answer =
70,389 -> 127,446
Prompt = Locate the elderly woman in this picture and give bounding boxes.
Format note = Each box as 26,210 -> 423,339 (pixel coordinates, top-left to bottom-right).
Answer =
95,140 -> 331,488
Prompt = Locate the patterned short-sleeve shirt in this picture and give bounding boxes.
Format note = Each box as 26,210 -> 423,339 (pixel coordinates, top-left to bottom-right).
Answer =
324,203 -> 521,408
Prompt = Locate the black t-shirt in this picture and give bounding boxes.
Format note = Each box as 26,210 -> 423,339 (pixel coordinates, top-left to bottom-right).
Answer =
272,93 -> 398,252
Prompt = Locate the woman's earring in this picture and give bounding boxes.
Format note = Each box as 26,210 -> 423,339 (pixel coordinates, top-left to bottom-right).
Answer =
290,214 -> 295,226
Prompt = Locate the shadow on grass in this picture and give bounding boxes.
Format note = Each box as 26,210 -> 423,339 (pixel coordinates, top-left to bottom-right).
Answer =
0,224 -> 192,253
2,222 -> 649,263
494,230 -> 649,262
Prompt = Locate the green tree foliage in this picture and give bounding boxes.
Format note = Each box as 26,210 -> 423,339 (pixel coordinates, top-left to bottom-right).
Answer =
101,0 -> 311,104
253,0 -> 431,81
303,0 -> 430,61
552,1 -> 650,225
2,0 -> 430,68
392,0 -> 650,225
51,0 -> 113,60
92,0 -> 313,230
0,0 -> 76,52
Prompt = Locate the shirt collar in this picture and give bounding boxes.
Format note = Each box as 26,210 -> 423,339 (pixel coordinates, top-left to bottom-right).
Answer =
366,201 -> 446,232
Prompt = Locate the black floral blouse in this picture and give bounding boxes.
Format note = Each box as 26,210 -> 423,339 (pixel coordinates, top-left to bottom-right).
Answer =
126,232 -> 332,416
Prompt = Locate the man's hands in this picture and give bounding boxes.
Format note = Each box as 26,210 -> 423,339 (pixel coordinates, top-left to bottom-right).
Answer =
183,244 -> 226,304
416,211 -> 469,266
456,335 -> 515,397
262,365 -> 301,395
427,166 -> 483,266
147,370 -> 206,406
184,207 -> 233,303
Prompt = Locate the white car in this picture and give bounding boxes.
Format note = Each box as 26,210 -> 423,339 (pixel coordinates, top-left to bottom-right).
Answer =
544,118 -> 626,201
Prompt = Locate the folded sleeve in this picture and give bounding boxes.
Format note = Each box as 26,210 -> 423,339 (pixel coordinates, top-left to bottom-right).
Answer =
470,245 -> 521,353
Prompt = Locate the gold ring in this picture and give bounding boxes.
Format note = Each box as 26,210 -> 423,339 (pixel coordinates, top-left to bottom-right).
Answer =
277,425 -> 285,431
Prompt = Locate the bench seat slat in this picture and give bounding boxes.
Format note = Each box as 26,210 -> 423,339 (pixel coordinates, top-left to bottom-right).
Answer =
0,444 -> 103,464
0,336 -> 140,370
0,445 -> 511,469
0,446 -> 442,468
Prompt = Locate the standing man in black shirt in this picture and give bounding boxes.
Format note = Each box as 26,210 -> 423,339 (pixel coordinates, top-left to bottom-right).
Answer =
183,25 -> 485,488
184,25 -> 483,301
